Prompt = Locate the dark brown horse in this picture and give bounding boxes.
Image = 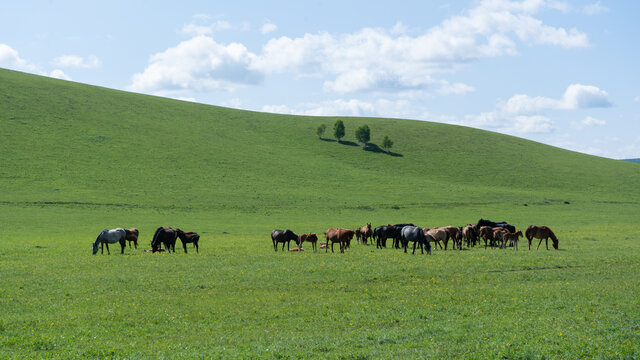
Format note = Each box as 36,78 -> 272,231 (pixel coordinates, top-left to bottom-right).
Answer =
501,230 -> 523,250
271,229 -> 299,252
462,224 -> 477,247
151,227 -> 177,253
525,225 -> 559,250
176,229 -> 200,253
325,228 -> 355,253
298,233 -> 319,252
355,227 -> 362,244
125,228 -> 139,249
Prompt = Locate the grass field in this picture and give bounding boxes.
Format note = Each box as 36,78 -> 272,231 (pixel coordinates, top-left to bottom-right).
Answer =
1,68 -> 639,359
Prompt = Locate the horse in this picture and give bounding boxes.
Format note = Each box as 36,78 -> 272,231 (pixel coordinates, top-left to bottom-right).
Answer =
325,228 -> 355,253
92,228 -> 126,255
389,224 -> 415,249
401,226 -> 431,254
476,219 -> 516,233
176,229 -> 200,253
525,225 -> 559,250
361,223 -> 373,245
423,228 -> 448,250
462,224 -> 477,247
124,228 -> 139,249
271,229 -> 299,252
373,226 -> 393,249
478,226 -> 501,249
298,233 -> 319,252
498,230 -> 523,250
151,227 -> 178,253
441,226 -> 461,250
355,227 -> 362,244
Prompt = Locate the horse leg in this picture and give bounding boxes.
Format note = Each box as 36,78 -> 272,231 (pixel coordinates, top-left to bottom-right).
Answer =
101,242 -> 104,254
412,242 -> 417,254
105,242 -> 110,255
134,239 -> 138,249
120,239 -> 125,254
183,240 -> 188,253
537,238 -> 543,250
195,241 -> 199,253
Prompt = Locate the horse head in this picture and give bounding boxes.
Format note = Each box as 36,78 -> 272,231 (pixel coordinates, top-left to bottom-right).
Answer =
92,242 -> 99,255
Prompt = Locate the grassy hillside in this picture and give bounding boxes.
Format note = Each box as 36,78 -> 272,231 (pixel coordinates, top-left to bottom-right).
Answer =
1,68 -> 639,236
1,68 -> 639,359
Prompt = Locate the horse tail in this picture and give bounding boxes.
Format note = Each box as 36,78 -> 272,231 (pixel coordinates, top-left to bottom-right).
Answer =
525,226 -> 533,241
548,228 -> 559,249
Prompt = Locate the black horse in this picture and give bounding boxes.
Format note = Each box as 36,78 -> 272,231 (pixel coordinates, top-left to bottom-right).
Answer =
373,226 -> 395,249
271,229 -> 299,252
476,219 -> 516,233
151,227 -> 178,253
176,229 -> 200,253
401,226 -> 431,254
390,223 -> 415,249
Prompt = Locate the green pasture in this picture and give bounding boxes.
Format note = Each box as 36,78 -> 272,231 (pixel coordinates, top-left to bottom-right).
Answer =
1,68 -> 639,358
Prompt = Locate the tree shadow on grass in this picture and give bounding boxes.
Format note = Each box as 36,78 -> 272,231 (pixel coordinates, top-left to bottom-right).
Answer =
364,143 -> 403,157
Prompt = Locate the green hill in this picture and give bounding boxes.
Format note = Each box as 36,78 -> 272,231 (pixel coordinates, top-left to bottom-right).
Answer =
2,67 -> 639,236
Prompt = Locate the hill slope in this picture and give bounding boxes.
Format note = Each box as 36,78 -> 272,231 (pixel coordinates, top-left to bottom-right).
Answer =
1,68 -> 639,234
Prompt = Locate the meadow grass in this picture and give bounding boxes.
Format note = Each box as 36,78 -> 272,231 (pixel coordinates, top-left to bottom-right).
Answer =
1,68 -> 639,358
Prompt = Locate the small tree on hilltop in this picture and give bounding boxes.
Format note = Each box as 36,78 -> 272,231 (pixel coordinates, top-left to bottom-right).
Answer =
333,120 -> 345,142
316,123 -> 327,139
382,135 -> 393,153
355,124 -> 371,147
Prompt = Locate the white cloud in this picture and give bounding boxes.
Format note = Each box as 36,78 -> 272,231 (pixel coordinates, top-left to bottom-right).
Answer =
453,84 -> 611,135
51,55 -> 101,68
131,0 -> 591,97
262,98 -> 412,118
261,23 -> 277,35
571,116 -> 606,130
48,69 -> 71,80
129,35 -> 262,94
583,1 -> 609,15
0,43 -> 37,72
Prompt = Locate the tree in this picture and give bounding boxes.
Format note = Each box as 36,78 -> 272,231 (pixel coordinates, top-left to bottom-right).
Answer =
316,123 -> 327,139
382,135 -> 393,153
333,120 -> 345,142
355,125 -> 371,147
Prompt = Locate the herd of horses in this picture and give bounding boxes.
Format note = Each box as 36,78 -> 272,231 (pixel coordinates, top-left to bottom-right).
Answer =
271,219 -> 559,254
91,227 -> 200,255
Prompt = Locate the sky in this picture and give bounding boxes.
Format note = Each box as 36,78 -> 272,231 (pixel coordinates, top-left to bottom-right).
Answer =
1,0 -> 639,159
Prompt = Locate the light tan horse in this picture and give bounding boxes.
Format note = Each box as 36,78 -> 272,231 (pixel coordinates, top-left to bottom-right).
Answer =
423,228 -> 448,250
361,223 -> 373,245
525,225 -> 559,250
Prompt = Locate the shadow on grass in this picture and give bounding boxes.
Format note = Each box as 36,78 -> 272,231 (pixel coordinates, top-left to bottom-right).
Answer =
318,138 -> 402,156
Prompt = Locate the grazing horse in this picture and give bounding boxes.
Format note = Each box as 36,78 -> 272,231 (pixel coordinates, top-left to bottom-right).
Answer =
298,233 -> 319,252
424,228 -> 448,250
271,229 -> 299,252
401,226 -> 431,254
124,228 -> 139,249
92,228 -> 126,255
151,227 -> 178,253
325,228 -> 355,253
361,223 -> 373,245
525,225 -> 559,250
176,229 -> 200,253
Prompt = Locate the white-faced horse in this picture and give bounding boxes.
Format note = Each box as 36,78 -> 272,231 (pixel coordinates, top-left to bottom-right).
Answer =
92,228 -> 127,255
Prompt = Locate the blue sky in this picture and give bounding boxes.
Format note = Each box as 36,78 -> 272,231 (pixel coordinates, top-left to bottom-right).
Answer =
2,0 -> 638,159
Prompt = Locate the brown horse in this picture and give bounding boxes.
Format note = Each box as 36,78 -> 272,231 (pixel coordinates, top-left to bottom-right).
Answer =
441,226 -> 461,250
462,224 -> 477,247
298,233 -> 319,252
125,228 -> 139,249
325,228 -> 355,253
176,229 -> 200,253
479,226 -> 500,249
355,227 -> 362,244
525,225 -> 559,250
361,223 -> 373,245
500,230 -> 523,250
